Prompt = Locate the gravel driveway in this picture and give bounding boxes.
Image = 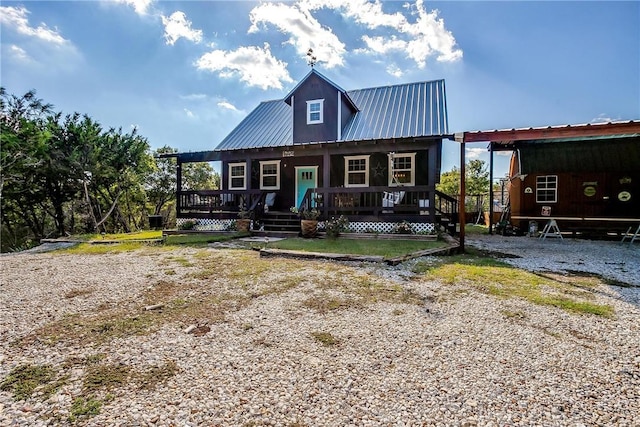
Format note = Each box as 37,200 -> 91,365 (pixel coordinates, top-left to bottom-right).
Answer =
0,239 -> 638,426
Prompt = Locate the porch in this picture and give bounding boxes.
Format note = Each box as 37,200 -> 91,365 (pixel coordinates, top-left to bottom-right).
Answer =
176,186 -> 458,234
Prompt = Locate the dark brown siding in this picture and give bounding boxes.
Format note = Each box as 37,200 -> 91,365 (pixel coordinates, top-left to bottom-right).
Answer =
512,171 -> 639,225
292,73 -> 339,143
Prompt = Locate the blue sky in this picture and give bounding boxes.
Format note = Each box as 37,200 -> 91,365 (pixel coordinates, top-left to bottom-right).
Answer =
1,0 -> 638,179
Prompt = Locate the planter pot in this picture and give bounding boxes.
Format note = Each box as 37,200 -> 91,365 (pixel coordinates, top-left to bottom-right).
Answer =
300,219 -> 318,238
236,219 -> 251,232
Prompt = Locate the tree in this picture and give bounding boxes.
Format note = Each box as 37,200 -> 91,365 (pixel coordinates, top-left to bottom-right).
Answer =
437,159 -> 491,211
145,148 -> 220,227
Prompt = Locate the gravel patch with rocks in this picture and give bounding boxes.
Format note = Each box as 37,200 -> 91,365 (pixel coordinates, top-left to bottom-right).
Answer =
0,241 -> 639,426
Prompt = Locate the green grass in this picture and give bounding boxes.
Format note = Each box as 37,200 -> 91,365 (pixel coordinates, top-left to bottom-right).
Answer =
0,364 -> 57,400
85,230 -> 163,241
311,331 -> 339,346
414,251 -> 614,317
164,233 -> 247,246
264,238 -> 446,258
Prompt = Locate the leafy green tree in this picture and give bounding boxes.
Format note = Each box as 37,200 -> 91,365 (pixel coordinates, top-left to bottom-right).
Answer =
437,159 -> 491,211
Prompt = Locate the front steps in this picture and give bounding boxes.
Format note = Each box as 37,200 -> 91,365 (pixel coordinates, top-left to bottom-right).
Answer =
259,211 -> 301,233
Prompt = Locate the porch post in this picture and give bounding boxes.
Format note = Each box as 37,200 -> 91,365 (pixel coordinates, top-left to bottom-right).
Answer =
176,160 -> 183,216
489,143 -> 494,235
322,147 -> 330,219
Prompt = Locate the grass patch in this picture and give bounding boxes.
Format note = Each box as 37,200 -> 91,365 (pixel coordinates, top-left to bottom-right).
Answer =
69,395 -> 102,422
266,238 -> 446,258
62,241 -> 150,254
311,331 -> 339,346
303,294 -> 359,313
86,231 -> 163,241
0,364 -> 57,400
415,251 -> 614,317
136,360 -> 179,390
164,233 -> 246,246
83,364 -> 130,393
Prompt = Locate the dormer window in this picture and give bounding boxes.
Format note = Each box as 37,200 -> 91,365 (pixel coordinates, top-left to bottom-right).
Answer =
306,99 -> 324,124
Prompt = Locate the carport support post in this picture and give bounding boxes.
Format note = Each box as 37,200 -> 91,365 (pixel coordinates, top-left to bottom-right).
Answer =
459,141 -> 466,253
489,144 -> 494,234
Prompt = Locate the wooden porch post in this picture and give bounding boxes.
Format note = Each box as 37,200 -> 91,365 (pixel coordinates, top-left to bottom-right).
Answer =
459,141 -> 466,253
176,160 -> 183,215
322,147 -> 330,219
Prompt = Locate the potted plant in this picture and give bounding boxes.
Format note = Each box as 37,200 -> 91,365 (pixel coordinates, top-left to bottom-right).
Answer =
291,206 -> 320,238
236,205 -> 251,232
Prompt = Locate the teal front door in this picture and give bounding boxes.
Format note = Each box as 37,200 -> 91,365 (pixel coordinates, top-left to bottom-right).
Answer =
295,166 -> 318,206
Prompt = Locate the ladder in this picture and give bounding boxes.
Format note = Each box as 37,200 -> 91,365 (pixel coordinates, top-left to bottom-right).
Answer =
539,219 -> 563,240
621,224 -> 640,244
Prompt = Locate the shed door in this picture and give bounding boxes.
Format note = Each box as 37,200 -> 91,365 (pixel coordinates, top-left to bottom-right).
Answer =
295,166 -> 318,207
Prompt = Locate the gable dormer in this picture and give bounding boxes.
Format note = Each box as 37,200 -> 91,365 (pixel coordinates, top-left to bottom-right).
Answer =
284,69 -> 358,144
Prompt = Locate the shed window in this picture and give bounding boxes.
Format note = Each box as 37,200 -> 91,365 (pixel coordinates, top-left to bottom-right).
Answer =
388,152 -> 416,186
306,99 -> 324,124
536,175 -> 557,203
228,162 -> 246,190
344,155 -> 369,188
260,160 -> 280,190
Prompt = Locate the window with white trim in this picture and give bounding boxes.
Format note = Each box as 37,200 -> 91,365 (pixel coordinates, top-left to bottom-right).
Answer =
228,162 -> 246,190
344,155 -> 369,187
259,160 -> 280,190
536,175 -> 557,203
306,99 -> 324,124
388,152 -> 416,186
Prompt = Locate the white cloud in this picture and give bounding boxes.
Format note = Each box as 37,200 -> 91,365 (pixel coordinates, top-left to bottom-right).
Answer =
161,11 -> 203,45
590,113 -> 620,124
362,35 -> 407,55
300,0 -> 462,68
402,0 -> 463,65
466,147 -> 487,159
217,101 -> 239,112
184,108 -> 196,118
386,64 -> 404,78
248,2 -> 346,68
495,151 -> 512,157
180,93 -> 208,101
0,6 -> 69,45
196,43 -> 293,90
8,44 -> 31,62
303,0 -> 405,29
112,0 -> 153,16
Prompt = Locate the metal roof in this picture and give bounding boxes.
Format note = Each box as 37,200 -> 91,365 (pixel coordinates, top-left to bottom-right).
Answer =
342,80 -> 448,141
460,120 -> 640,145
215,77 -> 448,152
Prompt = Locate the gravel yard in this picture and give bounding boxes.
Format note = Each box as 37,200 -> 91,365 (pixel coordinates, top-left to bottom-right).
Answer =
0,238 -> 638,426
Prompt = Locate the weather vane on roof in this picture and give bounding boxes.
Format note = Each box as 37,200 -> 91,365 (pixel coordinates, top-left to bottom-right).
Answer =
306,48 -> 317,68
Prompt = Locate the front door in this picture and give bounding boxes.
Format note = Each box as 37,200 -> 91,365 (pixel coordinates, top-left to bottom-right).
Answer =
295,166 -> 318,207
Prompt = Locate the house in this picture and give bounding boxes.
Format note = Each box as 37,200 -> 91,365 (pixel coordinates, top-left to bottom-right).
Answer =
167,69 -> 457,234
461,121 -> 640,237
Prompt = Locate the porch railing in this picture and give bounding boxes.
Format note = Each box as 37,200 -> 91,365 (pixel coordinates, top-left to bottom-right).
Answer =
177,190 -> 264,218
298,186 -> 451,224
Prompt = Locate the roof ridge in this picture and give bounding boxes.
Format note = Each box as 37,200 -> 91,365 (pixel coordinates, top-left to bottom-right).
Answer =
346,78 -> 445,94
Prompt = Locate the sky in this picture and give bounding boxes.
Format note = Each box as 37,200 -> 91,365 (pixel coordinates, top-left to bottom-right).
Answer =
1,0 -> 639,180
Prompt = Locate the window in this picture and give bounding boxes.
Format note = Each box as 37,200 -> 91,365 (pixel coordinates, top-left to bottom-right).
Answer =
536,175 -> 557,203
228,162 -> 246,190
344,155 -> 370,187
259,160 -> 280,190
388,152 -> 416,186
306,99 -> 324,124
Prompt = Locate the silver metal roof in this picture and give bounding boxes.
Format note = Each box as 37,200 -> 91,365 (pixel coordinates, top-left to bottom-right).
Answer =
215,78 -> 448,151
